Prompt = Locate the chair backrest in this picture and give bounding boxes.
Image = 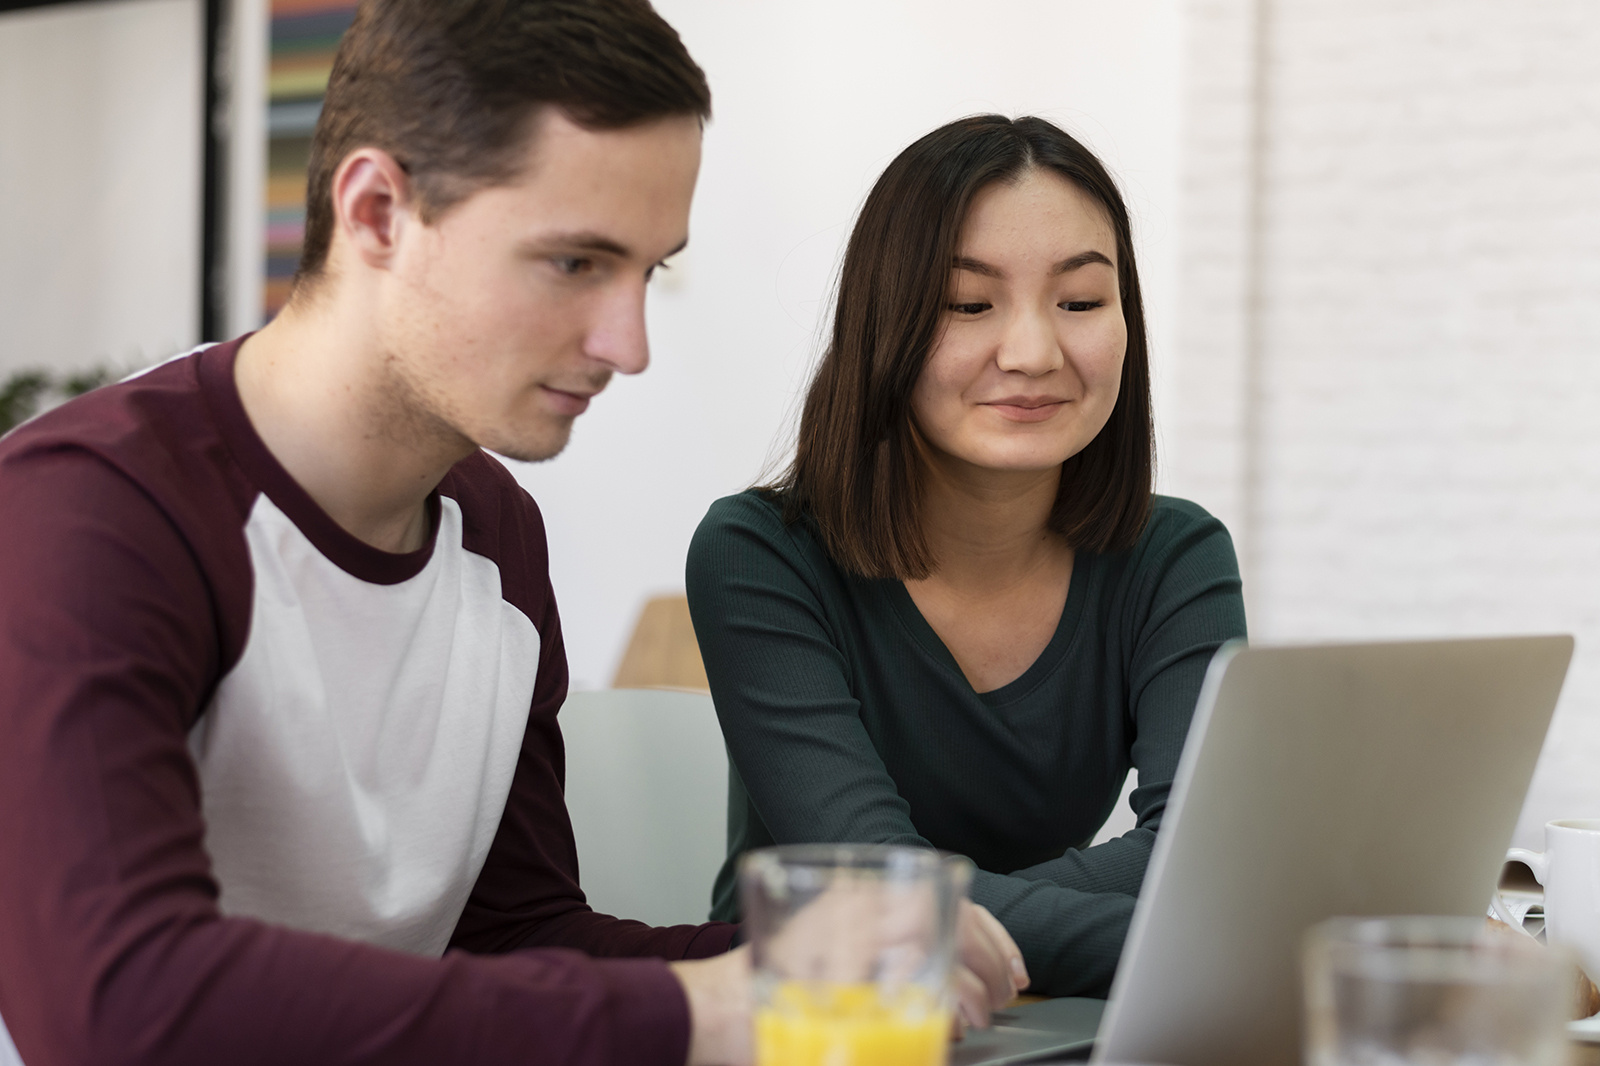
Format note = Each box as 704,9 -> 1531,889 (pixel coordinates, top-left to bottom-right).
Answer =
559,688 -> 728,928
611,594 -> 709,692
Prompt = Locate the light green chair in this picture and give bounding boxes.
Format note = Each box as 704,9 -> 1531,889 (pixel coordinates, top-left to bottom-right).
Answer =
559,688 -> 728,928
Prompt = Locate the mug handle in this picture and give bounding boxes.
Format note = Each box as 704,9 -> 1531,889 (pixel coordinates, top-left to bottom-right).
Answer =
1489,848 -> 1549,931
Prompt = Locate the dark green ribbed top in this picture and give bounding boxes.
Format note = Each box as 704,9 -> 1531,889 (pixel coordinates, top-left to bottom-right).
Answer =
685,491 -> 1245,997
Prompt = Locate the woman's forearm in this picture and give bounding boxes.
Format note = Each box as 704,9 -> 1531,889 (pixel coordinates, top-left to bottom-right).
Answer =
968,869 -> 1135,998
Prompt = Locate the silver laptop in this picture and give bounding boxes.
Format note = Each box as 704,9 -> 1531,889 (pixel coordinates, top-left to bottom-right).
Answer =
953,635 -> 1573,1066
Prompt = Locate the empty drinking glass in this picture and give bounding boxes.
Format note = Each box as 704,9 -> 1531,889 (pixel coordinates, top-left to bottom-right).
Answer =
1304,915 -> 1575,1066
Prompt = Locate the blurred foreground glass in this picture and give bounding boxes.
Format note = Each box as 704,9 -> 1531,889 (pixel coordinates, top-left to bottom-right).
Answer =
1304,916 -> 1574,1066
740,844 -> 971,1066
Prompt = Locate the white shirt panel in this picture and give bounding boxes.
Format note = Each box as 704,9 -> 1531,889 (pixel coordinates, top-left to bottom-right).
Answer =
190,494 -> 538,956
0,1014 -> 18,1066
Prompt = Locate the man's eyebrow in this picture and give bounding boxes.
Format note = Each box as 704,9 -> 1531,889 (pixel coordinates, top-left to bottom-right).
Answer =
520,231 -> 633,257
1052,250 -> 1115,274
519,232 -> 689,262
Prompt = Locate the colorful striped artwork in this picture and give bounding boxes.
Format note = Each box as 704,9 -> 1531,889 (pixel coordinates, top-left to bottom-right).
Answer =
264,0 -> 357,321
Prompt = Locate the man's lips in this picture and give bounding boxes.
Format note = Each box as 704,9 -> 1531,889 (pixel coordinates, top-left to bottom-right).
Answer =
982,396 -> 1070,423
541,385 -> 600,416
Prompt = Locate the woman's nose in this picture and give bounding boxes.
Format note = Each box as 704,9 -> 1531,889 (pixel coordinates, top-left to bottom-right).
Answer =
994,308 -> 1064,377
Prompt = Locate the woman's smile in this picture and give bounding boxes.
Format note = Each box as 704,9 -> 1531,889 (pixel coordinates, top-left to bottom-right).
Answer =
982,395 -> 1072,422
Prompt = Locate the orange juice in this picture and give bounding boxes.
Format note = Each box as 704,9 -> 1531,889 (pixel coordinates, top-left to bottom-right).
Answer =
755,981 -> 949,1066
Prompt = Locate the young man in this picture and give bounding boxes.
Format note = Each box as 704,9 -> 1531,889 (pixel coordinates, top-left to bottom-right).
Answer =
0,2 -> 1023,1065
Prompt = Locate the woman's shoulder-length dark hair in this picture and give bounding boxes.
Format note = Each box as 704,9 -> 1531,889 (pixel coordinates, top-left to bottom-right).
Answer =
768,114 -> 1155,580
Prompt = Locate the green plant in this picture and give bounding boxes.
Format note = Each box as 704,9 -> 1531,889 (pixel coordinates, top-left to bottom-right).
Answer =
0,365 -> 119,437
61,366 -> 115,397
0,371 -> 52,437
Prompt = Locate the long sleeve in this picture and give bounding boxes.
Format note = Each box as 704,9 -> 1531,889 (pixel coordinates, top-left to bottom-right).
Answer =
686,492 -> 1244,997
1006,506 -> 1249,898
0,446 -> 692,1066
450,563 -> 736,961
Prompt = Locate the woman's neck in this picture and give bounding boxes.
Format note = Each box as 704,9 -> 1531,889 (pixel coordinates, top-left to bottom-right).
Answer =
914,453 -> 1067,593
904,453 -> 1074,692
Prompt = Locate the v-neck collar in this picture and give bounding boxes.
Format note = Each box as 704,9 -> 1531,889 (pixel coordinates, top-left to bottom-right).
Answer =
882,555 -> 1092,707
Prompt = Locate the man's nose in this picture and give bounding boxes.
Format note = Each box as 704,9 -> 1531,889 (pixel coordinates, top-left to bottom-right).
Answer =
581,281 -> 651,375
994,308 -> 1064,377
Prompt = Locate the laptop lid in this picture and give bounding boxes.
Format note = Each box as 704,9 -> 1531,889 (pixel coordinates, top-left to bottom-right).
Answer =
1093,636 -> 1572,1066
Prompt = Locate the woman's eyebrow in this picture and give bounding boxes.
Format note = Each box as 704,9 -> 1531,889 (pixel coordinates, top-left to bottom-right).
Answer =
952,250 -> 1115,279
1052,250 -> 1114,274
953,255 -> 1004,278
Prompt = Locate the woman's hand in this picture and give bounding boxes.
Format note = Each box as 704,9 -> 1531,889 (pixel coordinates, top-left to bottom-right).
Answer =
953,900 -> 1030,1031
673,899 -> 1026,1061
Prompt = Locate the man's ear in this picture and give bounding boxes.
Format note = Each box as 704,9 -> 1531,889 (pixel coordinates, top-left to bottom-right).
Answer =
329,148 -> 415,271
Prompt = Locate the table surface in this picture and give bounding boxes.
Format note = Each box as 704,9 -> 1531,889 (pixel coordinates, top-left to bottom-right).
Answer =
998,995 -> 1600,1065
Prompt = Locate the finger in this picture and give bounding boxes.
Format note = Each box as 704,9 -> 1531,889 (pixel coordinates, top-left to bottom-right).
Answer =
958,901 -> 1016,1007
972,903 -> 1029,992
954,964 -> 993,1031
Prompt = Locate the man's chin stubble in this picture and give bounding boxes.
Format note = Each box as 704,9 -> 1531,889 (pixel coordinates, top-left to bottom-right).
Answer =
484,423 -> 574,464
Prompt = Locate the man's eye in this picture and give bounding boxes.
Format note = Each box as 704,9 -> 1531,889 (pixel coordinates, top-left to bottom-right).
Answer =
1060,300 -> 1103,312
947,301 -> 991,315
553,256 -> 592,276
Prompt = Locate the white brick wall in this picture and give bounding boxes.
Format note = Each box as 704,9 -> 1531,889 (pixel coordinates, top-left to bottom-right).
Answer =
1168,0 -> 1265,571
1170,0 -> 1600,847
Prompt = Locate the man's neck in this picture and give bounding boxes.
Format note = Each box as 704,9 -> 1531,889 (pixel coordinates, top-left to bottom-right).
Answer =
233,295 -> 475,554
912,454 -> 1068,594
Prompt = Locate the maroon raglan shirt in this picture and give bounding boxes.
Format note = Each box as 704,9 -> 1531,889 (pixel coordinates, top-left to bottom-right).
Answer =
0,339 -> 735,1066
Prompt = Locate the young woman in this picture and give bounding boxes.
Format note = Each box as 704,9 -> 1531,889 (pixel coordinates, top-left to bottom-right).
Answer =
686,115 -> 1246,998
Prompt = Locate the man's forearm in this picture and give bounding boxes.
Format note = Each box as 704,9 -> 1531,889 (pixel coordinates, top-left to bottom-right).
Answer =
2,912 -> 693,1066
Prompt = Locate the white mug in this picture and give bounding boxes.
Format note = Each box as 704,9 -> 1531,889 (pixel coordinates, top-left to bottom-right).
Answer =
1501,819 -> 1600,982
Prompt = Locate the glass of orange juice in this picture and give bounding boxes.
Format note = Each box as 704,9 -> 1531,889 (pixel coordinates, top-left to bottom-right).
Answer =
740,845 -> 971,1066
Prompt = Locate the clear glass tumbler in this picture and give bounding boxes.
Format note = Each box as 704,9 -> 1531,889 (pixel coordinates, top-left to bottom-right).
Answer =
1304,915 -> 1575,1066
739,844 -> 971,1066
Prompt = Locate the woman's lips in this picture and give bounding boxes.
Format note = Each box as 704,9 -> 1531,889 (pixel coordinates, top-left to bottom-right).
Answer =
984,399 -> 1069,423
542,385 -> 595,416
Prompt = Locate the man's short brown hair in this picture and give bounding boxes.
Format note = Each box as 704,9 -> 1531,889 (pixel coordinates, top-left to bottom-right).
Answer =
295,0 -> 710,290
773,115 -> 1156,580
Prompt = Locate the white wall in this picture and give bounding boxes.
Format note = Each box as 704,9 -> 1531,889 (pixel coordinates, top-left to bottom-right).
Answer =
0,0 -> 202,377
508,0 -> 1187,689
1170,0 -> 1600,848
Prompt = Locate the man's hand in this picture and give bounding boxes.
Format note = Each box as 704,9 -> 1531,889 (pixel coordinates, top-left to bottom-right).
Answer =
952,901 -> 1029,1031
670,945 -> 752,1066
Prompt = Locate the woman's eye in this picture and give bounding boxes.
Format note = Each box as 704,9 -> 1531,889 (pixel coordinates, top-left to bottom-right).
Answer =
1060,299 -> 1103,312
947,301 -> 991,315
